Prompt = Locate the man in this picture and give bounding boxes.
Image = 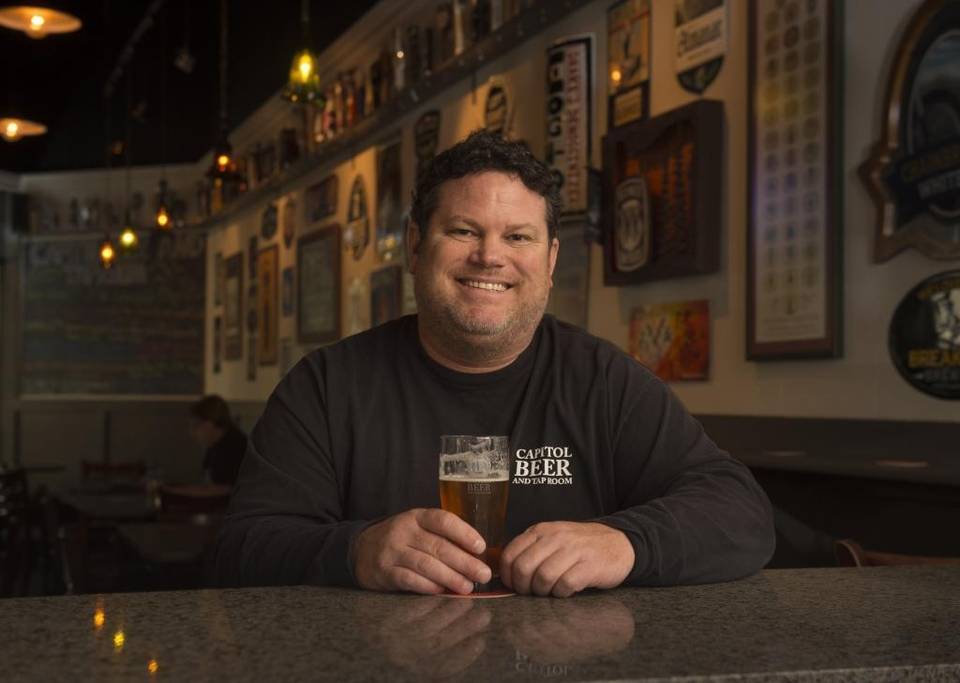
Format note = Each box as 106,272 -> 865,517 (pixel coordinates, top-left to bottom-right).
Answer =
213,130 -> 774,596
189,394 -> 247,486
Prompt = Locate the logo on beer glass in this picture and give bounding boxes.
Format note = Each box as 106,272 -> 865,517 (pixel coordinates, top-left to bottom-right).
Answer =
439,435 -> 510,583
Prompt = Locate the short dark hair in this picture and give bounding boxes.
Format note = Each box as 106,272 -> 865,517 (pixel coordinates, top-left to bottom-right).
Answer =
410,129 -> 561,242
189,394 -> 232,429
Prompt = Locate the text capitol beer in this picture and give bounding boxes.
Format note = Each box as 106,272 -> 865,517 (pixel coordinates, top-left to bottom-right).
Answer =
439,472 -> 509,574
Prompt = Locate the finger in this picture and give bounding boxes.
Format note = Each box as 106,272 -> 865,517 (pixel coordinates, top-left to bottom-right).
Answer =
390,566 -> 445,595
552,560 -> 592,598
507,536 -> 563,595
529,549 -> 579,597
412,530 -> 491,585
417,508 -> 486,554
397,548 -> 475,595
499,531 -> 541,590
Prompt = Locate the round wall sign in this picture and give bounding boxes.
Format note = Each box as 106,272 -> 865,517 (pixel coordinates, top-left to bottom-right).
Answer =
889,269 -> 960,399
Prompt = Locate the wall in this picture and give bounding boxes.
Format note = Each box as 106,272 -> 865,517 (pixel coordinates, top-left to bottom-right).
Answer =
203,0 -> 956,424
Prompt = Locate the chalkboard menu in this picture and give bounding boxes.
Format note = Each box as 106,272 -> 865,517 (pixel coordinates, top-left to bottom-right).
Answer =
22,233 -> 206,394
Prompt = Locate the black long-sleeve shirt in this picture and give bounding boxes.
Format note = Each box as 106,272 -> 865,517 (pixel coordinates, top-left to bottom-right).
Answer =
212,315 -> 775,587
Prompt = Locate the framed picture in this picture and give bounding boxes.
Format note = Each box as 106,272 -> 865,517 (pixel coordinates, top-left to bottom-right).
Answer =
298,225 -> 342,344
628,300 -> 710,381
370,264 -> 403,327
607,0 -> 651,128
306,175 -> 339,224
860,0 -> 960,262
282,266 -> 294,317
602,99 -> 723,286
223,253 -> 243,360
257,245 -> 279,365
747,0 -> 843,359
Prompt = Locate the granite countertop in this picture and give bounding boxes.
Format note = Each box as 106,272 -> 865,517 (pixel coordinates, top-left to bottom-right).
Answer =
3,566 -> 959,682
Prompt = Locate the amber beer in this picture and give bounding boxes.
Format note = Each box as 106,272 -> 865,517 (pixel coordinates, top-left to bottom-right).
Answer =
438,435 -> 510,579
439,474 -> 509,572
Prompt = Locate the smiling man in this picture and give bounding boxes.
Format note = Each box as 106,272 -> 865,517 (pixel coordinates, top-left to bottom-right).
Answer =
213,130 -> 775,596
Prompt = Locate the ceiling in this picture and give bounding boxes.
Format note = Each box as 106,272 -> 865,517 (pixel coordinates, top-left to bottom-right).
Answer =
0,0 -> 380,174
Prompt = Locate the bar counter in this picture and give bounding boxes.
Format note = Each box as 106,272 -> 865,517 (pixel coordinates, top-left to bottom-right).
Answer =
3,566 -> 958,682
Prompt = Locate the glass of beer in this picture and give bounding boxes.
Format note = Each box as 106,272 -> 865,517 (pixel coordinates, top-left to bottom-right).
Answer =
438,435 -> 510,587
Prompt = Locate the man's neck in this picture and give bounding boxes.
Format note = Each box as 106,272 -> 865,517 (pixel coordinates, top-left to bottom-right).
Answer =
416,319 -> 538,374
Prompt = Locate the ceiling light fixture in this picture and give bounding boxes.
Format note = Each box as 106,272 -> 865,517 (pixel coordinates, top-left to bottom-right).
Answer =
207,0 -> 234,183
0,117 -> 46,142
0,5 -> 81,39
281,0 -> 323,105
99,235 -> 117,269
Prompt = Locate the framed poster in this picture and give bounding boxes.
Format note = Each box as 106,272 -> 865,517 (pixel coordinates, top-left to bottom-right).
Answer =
860,0 -> 960,262
298,225 -> 342,344
223,253 -> 243,360
607,0 -> 651,128
371,264 -> 404,327
546,35 -> 593,215
376,140 -> 404,262
747,0 -> 843,360
257,246 -> 279,365
546,219 -> 591,328
629,300 -> 710,381
306,175 -> 339,224
344,175 -> 370,260
282,266 -> 294,317
214,252 -> 224,306
602,99 -> 723,286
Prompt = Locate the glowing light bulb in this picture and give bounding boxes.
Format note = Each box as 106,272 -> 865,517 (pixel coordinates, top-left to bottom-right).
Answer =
610,68 -> 622,84
298,56 -> 313,80
30,14 -> 45,28
113,629 -> 125,650
100,240 -> 116,269
4,121 -> 19,141
120,228 -> 138,248
216,154 -> 229,170
156,206 -> 170,229
396,50 -> 404,59
93,609 -> 105,629
148,659 -> 159,674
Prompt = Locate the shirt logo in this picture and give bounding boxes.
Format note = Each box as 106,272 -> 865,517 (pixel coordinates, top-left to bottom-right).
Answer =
512,445 -> 574,486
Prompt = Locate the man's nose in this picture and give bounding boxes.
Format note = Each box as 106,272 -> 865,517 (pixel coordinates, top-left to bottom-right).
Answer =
468,233 -> 506,268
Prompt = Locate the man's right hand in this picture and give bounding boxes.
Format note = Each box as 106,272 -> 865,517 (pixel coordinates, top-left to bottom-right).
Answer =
352,508 -> 492,595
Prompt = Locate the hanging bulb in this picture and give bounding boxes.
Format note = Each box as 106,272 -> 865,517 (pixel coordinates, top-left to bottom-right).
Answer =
0,117 -> 46,142
156,204 -> 170,229
207,134 -> 233,180
119,224 -> 138,249
99,236 -> 117,269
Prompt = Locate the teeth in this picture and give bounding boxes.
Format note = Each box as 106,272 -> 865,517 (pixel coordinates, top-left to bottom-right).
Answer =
463,280 -> 508,292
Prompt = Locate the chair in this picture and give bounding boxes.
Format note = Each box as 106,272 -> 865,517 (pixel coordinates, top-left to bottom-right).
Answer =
0,470 -> 33,597
834,539 -> 960,567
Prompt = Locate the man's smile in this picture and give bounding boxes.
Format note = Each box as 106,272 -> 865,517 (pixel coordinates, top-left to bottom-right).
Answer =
458,278 -> 512,292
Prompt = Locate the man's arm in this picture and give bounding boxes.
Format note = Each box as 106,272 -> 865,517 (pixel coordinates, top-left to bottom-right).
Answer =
501,357 -> 775,595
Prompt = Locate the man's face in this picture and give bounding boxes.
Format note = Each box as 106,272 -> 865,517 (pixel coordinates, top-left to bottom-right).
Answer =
407,171 -> 559,348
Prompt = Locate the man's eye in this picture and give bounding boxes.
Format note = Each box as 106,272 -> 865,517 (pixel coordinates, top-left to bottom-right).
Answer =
507,234 -> 532,242
450,228 -> 475,237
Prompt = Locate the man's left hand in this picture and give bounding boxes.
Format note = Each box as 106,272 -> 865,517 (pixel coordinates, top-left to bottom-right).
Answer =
499,522 -> 635,598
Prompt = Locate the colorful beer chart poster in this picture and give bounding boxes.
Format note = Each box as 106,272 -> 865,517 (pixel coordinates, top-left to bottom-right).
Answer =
257,246 -> 278,365
629,300 -> 710,381
546,35 -> 593,214
674,0 -> 727,94
607,0 -> 650,127
889,270 -> 960,400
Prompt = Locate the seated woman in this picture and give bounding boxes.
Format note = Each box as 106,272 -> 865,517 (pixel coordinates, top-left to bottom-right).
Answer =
189,395 -> 247,486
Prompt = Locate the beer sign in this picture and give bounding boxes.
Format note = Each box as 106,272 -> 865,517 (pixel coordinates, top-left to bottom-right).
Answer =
674,0 -> 727,94
546,34 -> 593,215
889,270 -> 960,400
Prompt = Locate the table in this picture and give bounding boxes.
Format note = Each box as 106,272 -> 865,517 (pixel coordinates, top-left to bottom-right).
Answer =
2,566 -> 958,681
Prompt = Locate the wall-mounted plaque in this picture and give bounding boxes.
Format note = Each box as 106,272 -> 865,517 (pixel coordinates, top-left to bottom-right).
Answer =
306,175 -> 339,224
629,299 -> 710,381
546,35 -> 593,215
298,225 -> 342,344
484,79 -> 512,137
860,0 -> 960,262
607,0 -> 650,128
414,110 -> 441,180
223,253 -> 243,360
889,270 -> 960,400
376,140 -> 404,262
747,0 -> 843,360
344,175 -> 370,260
674,0 -> 727,94
602,99 -> 723,286
257,245 -> 278,365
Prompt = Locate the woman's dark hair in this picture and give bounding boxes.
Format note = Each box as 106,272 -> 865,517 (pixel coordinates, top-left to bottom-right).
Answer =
189,394 -> 233,429
409,129 -> 562,242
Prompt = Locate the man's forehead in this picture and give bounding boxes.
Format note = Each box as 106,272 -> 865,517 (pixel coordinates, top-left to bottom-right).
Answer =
433,172 -> 547,223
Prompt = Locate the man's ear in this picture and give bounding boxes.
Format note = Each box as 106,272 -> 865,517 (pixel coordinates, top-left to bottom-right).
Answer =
405,217 -> 421,274
548,237 -> 559,287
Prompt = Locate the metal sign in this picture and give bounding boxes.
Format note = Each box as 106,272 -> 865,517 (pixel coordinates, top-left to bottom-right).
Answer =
546,34 -> 593,214
674,0 -> 727,94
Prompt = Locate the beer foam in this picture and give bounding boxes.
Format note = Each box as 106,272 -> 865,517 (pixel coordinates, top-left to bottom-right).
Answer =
438,474 -> 509,482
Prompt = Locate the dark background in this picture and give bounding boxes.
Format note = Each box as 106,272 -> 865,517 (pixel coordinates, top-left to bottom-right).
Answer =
0,0 -> 379,173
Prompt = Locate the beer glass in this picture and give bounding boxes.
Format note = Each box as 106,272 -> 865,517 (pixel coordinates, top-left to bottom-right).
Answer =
438,435 -> 510,583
